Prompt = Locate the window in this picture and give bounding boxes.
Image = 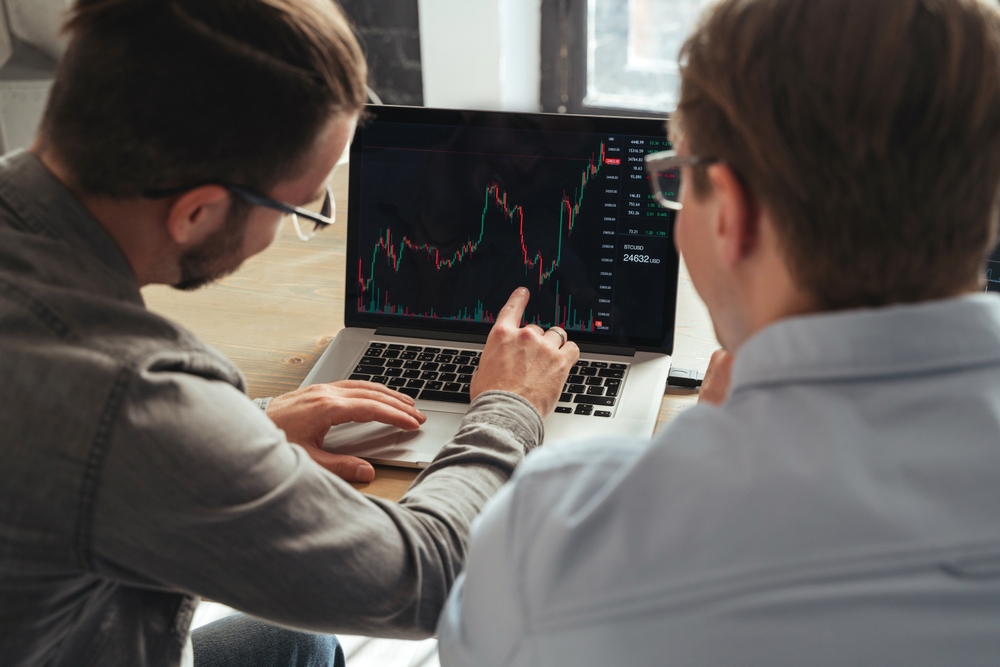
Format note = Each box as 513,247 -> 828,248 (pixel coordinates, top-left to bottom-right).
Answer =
542,0 -> 709,116
587,0 -> 708,112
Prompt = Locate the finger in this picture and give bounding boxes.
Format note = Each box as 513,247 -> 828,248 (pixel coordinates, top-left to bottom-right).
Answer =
494,287 -> 530,330
333,388 -> 427,423
561,340 -> 581,364
331,398 -> 425,430
307,449 -> 376,482
704,350 -> 733,380
524,323 -> 545,338
699,349 -> 733,406
542,326 -> 567,348
328,383 -> 425,420
332,380 -> 416,404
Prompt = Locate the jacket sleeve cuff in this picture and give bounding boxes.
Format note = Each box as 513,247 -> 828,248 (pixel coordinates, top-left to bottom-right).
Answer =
461,390 -> 545,453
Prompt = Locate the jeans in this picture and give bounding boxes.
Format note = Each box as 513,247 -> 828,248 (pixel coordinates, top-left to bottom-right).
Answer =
192,614 -> 345,667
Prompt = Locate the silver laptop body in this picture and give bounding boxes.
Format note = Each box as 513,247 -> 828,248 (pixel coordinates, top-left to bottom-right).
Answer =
302,106 -> 679,468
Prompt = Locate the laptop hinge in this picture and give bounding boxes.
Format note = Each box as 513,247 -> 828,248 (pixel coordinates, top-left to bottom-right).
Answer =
577,343 -> 637,356
375,326 -> 488,345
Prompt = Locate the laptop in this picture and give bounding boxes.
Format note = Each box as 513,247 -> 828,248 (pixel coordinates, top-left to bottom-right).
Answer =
301,105 -> 680,468
987,242 -> 1000,293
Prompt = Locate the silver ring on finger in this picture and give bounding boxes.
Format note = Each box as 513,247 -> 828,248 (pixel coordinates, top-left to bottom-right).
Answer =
547,327 -> 567,347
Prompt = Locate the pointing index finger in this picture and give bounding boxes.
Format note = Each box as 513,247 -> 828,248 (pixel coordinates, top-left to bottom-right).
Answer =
495,287 -> 530,329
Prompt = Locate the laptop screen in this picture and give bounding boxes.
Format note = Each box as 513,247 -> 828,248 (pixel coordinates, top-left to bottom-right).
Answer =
987,243 -> 1000,293
345,106 -> 679,353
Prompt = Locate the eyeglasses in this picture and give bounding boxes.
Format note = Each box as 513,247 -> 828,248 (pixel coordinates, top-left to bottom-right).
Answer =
144,183 -> 336,241
644,149 -> 719,211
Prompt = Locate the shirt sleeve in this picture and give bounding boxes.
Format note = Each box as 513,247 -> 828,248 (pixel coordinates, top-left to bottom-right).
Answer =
87,365 -> 543,639
436,481 -> 525,667
436,436 -> 650,666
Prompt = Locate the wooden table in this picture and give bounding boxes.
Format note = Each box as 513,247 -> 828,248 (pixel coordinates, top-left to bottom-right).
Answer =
143,165 -> 719,501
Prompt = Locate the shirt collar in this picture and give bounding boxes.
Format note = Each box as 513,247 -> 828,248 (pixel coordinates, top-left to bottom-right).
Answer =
731,294 -> 1000,392
0,149 -> 142,303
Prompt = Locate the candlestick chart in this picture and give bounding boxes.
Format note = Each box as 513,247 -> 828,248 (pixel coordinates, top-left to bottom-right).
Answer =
987,244 -> 1000,293
357,141 -> 611,331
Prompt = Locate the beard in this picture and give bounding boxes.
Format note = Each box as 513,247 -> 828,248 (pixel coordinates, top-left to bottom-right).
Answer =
172,204 -> 251,291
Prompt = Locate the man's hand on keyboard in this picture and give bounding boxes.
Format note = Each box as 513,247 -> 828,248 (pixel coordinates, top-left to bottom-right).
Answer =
471,287 -> 580,416
266,382 -> 427,482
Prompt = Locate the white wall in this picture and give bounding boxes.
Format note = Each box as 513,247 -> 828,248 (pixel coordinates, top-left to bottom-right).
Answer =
498,0 -> 541,111
417,0 -> 541,111
0,0 -> 67,153
6,0 -> 70,61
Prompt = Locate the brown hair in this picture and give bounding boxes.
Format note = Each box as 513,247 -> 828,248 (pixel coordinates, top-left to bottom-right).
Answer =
674,0 -> 1000,308
40,0 -> 368,197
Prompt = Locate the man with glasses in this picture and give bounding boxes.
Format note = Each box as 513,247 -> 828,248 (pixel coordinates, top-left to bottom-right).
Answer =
145,182 -> 336,244
0,1 -> 577,666
438,0 -> 1000,664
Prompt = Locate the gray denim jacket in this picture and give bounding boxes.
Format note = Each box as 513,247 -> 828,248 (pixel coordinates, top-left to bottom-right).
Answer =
0,151 -> 544,667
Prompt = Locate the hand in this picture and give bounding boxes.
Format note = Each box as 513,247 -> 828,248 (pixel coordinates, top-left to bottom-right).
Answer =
698,349 -> 734,406
471,287 -> 580,416
265,381 -> 427,482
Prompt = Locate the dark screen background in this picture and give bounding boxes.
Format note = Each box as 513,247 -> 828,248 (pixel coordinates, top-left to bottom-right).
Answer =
347,113 -> 678,350
987,242 -> 1000,293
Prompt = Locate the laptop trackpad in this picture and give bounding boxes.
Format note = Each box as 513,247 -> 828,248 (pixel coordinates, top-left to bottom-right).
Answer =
321,411 -> 465,467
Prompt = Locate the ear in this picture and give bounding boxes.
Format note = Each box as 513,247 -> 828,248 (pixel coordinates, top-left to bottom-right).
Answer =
707,164 -> 759,268
164,185 -> 232,246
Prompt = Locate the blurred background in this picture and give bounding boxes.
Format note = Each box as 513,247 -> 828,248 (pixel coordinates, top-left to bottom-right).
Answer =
0,0 -> 719,153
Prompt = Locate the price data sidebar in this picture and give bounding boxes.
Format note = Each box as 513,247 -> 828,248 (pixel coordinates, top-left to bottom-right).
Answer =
589,134 -> 676,335
987,243 -> 1000,293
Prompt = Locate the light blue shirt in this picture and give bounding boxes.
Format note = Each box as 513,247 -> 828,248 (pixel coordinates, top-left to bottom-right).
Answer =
437,295 -> 1000,666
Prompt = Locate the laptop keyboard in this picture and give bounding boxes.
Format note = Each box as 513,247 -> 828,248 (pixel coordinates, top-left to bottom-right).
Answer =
349,342 -> 628,417
556,360 -> 628,418
349,343 -> 479,404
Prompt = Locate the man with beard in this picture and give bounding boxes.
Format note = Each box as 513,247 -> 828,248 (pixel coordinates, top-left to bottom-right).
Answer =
0,1 -> 577,666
